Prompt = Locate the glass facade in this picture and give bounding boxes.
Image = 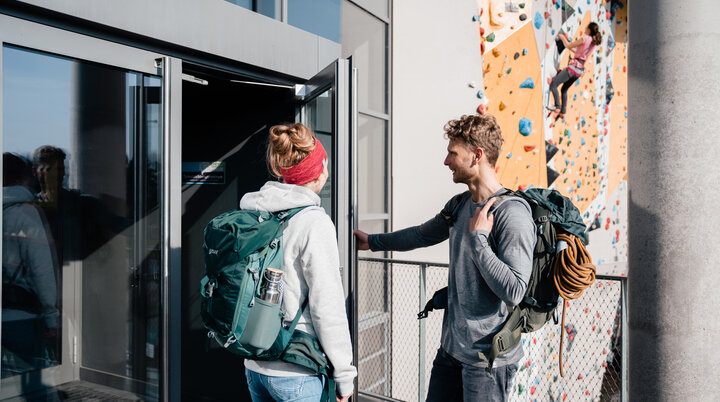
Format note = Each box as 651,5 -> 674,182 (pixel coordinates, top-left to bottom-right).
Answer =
2,44 -> 162,400
225,0 -> 342,43
340,0 -> 392,397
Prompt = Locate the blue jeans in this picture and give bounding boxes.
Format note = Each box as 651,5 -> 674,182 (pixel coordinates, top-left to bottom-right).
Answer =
425,348 -> 518,402
245,368 -> 325,402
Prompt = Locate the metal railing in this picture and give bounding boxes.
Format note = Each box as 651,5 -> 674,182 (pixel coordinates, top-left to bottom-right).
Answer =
356,257 -> 628,402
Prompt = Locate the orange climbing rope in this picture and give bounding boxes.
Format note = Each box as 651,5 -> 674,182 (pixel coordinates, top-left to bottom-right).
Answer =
552,233 -> 596,377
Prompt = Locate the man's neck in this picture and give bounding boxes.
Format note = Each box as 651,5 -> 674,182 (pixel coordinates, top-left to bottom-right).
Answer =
466,171 -> 504,203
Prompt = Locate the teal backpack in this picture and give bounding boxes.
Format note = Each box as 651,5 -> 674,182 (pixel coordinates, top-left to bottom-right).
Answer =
200,207 -> 336,401
418,188 -> 589,372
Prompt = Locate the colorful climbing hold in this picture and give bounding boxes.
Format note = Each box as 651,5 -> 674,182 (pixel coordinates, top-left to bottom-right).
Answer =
534,12 -> 543,29
472,15 -> 480,21
492,48 -> 501,57
519,118 -> 532,136
514,52 -> 520,60
486,32 -> 496,42
519,77 -> 534,89
506,152 -> 513,159
519,13 -> 527,21
499,101 -> 506,111
522,48 -> 527,56
477,90 -> 484,99
523,145 -> 536,152
477,104 -> 486,115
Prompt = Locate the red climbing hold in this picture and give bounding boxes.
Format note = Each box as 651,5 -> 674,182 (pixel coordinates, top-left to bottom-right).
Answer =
545,43 -> 550,49
518,184 -> 529,191
523,145 -> 536,152
544,11 -> 550,19
481,41 -> 486,55
477,104 -> 485,114
530,387 -> 536,395
577,375 -> 584,380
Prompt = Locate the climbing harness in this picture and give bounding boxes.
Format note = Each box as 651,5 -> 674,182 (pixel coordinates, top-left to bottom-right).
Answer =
552,232 -> 596,377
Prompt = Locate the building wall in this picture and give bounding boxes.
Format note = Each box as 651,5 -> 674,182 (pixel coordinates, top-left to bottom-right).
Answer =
391,0 -> 628,400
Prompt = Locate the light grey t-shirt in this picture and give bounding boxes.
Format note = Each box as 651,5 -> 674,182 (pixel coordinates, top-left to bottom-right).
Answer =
370,189 -> 536,367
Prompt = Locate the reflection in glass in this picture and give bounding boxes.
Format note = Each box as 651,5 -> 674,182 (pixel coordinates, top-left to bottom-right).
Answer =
288,0 -> 341,43
358,115 -> 387,215
2,45 -> 161,400
342,0 -> 387,113
302,89 -> 334,218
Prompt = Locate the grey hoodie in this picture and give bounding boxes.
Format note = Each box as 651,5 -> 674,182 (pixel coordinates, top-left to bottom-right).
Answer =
241,181 -> 357,397
2,185 -> 58,329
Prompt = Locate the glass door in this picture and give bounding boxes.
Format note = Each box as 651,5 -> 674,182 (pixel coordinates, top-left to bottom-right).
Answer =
296,58 -> 359,378
0,15 -> 173,401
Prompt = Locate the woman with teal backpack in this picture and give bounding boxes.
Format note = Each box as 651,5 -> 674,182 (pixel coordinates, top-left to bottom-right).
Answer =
240,123 -> 356,402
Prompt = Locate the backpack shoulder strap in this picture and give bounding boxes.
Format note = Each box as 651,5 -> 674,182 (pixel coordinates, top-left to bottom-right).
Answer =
440,191 -> 472,227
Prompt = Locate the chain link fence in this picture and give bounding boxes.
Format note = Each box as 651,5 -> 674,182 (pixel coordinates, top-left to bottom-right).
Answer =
356,257 -> 627,402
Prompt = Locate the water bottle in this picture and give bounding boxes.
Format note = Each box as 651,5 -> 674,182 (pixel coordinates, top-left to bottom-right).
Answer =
259,268 -> 283,304
238,268 -> 284,353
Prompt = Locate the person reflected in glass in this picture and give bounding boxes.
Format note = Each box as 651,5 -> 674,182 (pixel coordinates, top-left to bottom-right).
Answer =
2,153 -> 59,376
32,145 -> 129,264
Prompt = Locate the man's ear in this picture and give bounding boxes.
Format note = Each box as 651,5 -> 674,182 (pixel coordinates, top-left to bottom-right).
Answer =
474,147 -> 484,164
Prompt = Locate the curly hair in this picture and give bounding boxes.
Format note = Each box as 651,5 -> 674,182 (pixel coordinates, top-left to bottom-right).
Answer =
444,114 -> 504,166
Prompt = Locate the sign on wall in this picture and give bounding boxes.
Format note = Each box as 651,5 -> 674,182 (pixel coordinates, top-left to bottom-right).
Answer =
182,161 -> 226,184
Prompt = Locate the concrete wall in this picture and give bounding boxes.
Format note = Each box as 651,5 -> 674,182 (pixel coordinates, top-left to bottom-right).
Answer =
14,0 -> 341,80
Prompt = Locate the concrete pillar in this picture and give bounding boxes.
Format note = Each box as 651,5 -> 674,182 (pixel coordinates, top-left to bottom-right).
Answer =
629,1 -> 720,400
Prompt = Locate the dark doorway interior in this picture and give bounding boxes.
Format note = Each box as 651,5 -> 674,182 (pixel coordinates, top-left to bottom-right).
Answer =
180,64 -> 296,401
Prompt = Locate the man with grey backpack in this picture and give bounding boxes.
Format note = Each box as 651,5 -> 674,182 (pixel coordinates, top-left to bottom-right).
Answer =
354,114 -> 536,401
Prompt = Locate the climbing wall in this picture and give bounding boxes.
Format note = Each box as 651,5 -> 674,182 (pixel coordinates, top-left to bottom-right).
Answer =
472,0 -> 628,400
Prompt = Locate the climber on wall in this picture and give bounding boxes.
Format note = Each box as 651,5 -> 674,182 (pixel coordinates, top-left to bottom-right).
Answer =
548,22 -> 602,120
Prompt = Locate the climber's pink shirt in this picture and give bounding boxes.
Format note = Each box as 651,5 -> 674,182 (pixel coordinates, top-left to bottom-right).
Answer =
573,35 -> 595,65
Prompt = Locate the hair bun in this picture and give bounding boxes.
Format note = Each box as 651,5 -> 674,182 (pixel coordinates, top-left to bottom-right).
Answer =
267,123 -> 316,178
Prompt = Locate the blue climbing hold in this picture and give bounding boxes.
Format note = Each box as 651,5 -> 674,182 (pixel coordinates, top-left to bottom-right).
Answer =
581,137 -> 586,145
608,37 -> 616,50
522,48 -> 528,56
552,29 -> 556,35
472,15 -> 480,21
519,118 -> 532,136
519,78 -> 535,89
506,152 -> 513,159
573,94 -> 577,101
534,12 -> 543,29
477,90 -> 484,99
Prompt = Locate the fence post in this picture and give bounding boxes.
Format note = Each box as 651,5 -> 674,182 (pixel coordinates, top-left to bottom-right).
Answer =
418,263 -> 427,402
621,278 -> 628,402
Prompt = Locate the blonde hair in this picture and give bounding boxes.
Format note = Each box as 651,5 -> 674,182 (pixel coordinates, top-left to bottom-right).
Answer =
267,123 -> 316,178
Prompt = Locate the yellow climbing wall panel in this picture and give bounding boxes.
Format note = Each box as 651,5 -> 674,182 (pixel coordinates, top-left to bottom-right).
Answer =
485,22 -> 547,189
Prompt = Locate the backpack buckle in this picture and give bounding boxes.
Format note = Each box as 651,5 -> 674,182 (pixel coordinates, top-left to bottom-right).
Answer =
277,211 -> 289,220
269,238 -> 279,249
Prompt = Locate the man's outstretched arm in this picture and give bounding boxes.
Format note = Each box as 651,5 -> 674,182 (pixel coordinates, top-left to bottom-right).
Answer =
354,211 -> 450,252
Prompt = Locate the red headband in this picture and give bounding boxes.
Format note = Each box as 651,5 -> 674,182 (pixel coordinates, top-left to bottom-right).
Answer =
280,138 -> 328,185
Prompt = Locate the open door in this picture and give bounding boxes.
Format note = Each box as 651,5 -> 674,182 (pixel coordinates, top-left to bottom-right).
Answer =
295,58 -> 359,379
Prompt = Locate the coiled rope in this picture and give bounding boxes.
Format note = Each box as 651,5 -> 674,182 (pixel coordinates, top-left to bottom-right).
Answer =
552,233 -> 596,377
